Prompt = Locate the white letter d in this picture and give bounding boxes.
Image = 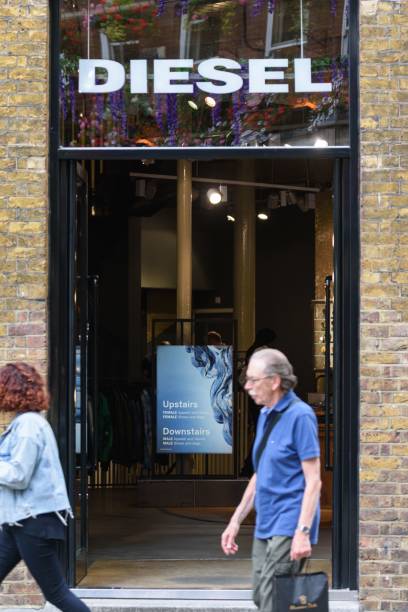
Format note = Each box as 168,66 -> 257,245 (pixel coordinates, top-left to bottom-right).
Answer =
78,59 -> 125,94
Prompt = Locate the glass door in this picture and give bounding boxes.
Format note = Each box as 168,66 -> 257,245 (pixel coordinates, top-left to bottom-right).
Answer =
73,163 -> 89,583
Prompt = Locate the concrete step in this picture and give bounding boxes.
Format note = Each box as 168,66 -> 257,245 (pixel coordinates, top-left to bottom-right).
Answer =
2,602 -> 359,612
40,597 -> 360,612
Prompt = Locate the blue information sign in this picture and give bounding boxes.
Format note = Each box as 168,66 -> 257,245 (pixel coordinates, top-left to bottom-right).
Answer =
156,345 -> 233,454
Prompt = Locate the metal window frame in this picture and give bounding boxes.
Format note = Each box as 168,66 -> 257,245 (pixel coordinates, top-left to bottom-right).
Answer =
49,0 -> 359,591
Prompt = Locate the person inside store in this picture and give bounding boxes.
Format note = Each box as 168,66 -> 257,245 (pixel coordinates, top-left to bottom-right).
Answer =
142,339 -> 171,383
221,349 -> 321,612
239,327 -> 277,477
0,362 -> 90,612
207,330 -> 223,345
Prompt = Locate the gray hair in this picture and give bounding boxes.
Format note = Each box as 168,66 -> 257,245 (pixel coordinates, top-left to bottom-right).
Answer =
250,348 -> 297,391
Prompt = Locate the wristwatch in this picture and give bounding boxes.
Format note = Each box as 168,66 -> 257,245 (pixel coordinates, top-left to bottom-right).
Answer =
297,524 -> 311,536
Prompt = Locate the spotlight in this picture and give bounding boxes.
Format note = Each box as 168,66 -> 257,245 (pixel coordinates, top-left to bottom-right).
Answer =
257,212 -> 269,221
188,100 -> 198,110
207,185 -> 228,205
207,188 -> 222,205
219,185 -> 228,202
314,138 -> 328,148
267,193 -> 280,209
135,179 -> 157,200
306,193 -> 316,209
288,191 -> 297,205
227,214 -> 235,222
204,96 -> 216,108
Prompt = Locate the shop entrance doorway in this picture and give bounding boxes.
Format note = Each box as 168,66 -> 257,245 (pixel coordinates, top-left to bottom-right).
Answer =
50,155 -> 358,593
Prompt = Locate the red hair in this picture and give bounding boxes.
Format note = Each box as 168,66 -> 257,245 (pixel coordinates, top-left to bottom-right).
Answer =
0,363 -> 49,413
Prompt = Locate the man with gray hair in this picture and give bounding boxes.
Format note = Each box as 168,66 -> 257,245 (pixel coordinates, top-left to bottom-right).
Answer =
221,349 -> 321,612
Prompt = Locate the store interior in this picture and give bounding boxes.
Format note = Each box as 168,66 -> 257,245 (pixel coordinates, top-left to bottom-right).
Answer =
73,157 -> 334,588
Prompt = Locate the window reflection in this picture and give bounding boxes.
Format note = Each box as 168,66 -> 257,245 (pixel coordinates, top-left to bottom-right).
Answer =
59,0 -> 349,148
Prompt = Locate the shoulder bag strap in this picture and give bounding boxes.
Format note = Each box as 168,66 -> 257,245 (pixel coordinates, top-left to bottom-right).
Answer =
253,400 -> 297,472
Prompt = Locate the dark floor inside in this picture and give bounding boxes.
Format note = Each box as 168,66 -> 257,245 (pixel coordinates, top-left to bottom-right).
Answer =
78,488 -> 332,589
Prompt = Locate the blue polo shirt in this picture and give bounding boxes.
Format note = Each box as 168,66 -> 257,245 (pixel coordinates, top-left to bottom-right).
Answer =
252,390 -> 320,544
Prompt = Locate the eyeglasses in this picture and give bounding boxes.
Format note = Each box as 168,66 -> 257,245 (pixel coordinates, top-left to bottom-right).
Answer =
244,375 -> 275,385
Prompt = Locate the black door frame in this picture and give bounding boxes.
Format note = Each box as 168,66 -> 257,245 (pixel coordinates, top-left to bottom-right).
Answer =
49,0 -> 359,591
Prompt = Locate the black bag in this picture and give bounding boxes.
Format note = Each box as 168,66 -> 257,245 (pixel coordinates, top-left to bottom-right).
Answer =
272,571 -> 329,611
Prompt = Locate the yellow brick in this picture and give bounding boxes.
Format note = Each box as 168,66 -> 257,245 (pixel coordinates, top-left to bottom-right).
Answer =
8,197 -> 45,208
8,222 -> 43,234
7,94 -> 46,106
0,7 -> 26,17
27,31 -> 47,43
360,456 -> 402,469
360,470 -> 382,483
361,432 -> 397,443
8,68 -> 46,81
0,56 -> 17,67
361,117 -> 379,129
361,418 -> 390,431
18,285 -> 46,300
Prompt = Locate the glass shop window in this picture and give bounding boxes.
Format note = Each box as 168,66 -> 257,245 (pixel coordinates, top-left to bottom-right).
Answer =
59,0 -> 350,149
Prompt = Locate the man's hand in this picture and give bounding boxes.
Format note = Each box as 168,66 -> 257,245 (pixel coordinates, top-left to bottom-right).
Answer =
290,531 -> 312,561
221,521 -> 240,555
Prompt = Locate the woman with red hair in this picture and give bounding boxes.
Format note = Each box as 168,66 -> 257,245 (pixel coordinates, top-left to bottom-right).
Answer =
0,363 -> 90,611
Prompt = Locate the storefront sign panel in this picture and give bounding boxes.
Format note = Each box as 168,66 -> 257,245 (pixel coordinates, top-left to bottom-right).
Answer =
156,345 -> 233,454
60,0 -> 349,148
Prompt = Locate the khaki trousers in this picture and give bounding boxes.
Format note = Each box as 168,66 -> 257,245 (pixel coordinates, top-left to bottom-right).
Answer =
252,536 -> 306,612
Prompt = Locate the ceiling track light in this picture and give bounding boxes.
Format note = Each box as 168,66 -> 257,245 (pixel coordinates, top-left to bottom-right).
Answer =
257,212 -> 269,221
207,188 -> 222,205
207,185 -> 228,206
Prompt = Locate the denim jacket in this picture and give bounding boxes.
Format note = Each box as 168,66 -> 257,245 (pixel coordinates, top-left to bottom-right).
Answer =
0,412 -> 72,525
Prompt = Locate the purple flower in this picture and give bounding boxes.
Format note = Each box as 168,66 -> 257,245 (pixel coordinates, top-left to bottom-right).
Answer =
96,94 -> 104,126
166,94 -> 178,146
120,90 -> 127,140
60,76 -> 68,121
232,92 -> 241,145
211,96 -> 222,128
252,0 -> 264,16
268,0 -> 276,13
157,0 -> 167,16
155,95 -> 165,132
69,77 -> 76,123
177,0 -> 189,16
109,92 -> 117,124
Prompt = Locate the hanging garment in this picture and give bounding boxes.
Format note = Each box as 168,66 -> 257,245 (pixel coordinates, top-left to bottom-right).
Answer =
97,393 -> 113,464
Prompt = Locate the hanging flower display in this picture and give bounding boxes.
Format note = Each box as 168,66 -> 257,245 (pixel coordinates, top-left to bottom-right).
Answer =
309,57 -> 349,129
92,0 -> 157,41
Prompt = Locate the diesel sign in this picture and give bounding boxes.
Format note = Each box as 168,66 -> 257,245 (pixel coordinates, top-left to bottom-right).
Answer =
78,58 -> 332,95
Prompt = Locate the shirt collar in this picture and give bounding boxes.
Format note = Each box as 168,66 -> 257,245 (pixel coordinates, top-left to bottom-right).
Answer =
260,389 -> 297,414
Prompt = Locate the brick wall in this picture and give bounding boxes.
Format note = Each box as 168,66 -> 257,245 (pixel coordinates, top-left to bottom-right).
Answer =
360,1 -> 408,610
0,0 -> 48,607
